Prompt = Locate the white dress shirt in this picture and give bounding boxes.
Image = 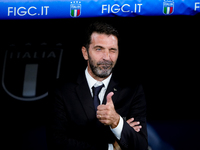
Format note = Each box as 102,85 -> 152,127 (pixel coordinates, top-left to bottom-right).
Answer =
85,68 -> 124,150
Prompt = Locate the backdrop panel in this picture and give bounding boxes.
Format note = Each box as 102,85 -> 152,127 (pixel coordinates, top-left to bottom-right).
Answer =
0,0 -> 199,20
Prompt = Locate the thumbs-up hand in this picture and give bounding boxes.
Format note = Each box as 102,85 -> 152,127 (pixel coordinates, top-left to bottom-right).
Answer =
106,92 -> 114,105
97,92 -> 120,128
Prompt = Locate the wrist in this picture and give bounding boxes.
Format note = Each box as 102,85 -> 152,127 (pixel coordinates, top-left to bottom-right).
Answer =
111,114 -> 120,129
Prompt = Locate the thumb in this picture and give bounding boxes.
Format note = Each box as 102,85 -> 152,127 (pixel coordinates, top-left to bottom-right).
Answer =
106,92 -> 114,105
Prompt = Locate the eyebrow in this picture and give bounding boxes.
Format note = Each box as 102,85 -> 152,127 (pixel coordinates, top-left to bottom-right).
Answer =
93,45 -> 118,51
93,45 -> 105,49
110,48 -> 118,51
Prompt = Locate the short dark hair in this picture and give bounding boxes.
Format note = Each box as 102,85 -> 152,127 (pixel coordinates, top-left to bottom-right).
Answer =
83,21 -> 119,50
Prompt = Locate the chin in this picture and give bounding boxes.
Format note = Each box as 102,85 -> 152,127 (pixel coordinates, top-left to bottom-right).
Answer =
97,69 -> 112,78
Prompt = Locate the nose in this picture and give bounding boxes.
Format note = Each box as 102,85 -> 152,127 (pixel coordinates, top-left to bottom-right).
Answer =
103,49 -> 110,60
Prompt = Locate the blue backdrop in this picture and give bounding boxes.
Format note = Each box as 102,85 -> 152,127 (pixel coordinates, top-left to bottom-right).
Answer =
0,0 -> 200,20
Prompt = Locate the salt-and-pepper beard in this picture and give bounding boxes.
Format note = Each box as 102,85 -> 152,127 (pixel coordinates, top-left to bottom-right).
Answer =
88,54 -> 115,78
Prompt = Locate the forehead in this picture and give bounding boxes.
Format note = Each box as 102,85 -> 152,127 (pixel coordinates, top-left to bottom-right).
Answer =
90,32 -> 118,48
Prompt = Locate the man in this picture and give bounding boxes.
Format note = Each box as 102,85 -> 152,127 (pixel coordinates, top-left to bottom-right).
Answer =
46,22 -> 148,150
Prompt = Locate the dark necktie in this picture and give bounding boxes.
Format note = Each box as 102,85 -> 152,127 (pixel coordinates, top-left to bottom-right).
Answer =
92,84 -> 104,112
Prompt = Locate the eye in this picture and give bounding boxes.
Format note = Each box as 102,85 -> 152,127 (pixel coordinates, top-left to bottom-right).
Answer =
96,48 -> 101,51
110,49 -> 117,53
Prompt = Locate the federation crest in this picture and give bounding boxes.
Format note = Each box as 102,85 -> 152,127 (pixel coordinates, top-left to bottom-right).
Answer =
2,46 -> 63,101
163,0 -> 174,15
70,1 -> 81,17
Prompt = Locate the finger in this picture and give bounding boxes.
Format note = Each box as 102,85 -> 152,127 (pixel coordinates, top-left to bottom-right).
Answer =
106,92 -> 114,105
97,115 -> 110,125
133,127 -> 140,132
96,111 -> 108,119
133,125 -> 142,132
129,121 -> 140,128
126,118 -> 134,124
97,114 -> 103,120
133,126 -> 142,132
96,110 -> 104,117
97,104 -> 107,111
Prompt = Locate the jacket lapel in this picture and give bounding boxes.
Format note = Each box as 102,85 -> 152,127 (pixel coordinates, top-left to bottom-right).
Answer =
76,74 -> 96,121
76,74 -> 121,121
102,76 -> 120,105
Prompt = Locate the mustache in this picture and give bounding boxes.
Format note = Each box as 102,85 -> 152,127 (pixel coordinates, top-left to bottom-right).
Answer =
97,60 -> 113,66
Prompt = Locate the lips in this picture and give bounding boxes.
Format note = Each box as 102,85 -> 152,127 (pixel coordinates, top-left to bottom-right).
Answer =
99,64 -> 111,69
97,60 -> 113,66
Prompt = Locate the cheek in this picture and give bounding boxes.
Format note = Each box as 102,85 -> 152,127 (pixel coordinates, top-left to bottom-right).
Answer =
89,52 -> 101,64
110,53 -> 118,63
90,51 -> 103,61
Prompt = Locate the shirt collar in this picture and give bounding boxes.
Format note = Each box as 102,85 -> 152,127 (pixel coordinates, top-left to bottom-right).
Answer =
85,67 -> 112,90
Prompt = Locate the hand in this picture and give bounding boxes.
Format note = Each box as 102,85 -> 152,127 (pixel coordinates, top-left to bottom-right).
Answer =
127,118 -> 142,132
112,118 -> 142,150
96,92 -> 120,128
113,140 -> 121,150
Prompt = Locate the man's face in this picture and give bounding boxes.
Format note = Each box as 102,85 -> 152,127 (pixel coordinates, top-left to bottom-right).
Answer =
82,32 -> 119,79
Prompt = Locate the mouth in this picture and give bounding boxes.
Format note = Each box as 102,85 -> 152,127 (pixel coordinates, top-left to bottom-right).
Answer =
98,64 -> 112,70
97,60 -> 113,66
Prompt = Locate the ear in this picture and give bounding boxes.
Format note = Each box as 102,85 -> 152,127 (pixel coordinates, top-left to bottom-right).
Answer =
81,46 -> 89,60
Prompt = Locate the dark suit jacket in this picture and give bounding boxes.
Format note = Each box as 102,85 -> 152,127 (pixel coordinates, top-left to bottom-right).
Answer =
46,73 -> 148,150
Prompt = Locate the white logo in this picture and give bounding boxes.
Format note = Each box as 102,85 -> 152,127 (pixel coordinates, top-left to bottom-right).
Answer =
8,6 -> 49,17
2,48 -> 63,101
